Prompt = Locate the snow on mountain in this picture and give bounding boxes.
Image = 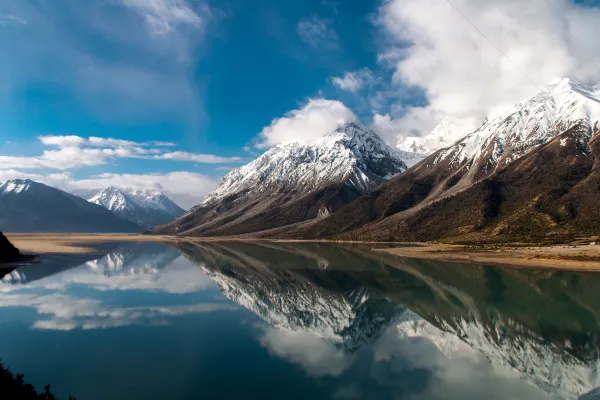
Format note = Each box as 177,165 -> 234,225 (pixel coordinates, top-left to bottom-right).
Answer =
0,179 -> 32,195
89,187 -> 184,229
153,122 -> 409,236
396,117 -> 463,166
430,78 -> 600,184
200,122 -> 407,207
0,179 -> 141,233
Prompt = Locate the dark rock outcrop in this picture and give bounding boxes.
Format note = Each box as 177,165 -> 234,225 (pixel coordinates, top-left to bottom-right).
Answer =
0,232 -> 20,262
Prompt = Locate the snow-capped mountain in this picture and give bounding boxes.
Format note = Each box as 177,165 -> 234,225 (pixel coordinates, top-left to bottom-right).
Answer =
396,117 -> 462,166
295,78 -> 600,242
428,78 -> 600,191
89,187 -> 184,229
153,122 -> 408,236
0,179 -> 141,233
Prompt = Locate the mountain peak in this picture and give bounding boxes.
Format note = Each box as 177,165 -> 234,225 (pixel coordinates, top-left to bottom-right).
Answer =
154,122 -> 408,236
0,179 -> 35,195
89,186 -> 184,229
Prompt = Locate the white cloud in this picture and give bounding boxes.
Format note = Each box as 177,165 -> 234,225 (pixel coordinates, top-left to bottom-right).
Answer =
0,291 -> 236,331
297,16 -> 339,48
4,15 -> 28,25
332,68 -> 376,93
256,98 -> 357,148
0,170 -> 219,209
0,135 -> 238,170
155,151 -> 241,163
122,0 -> 209,35
375,0 -> 600,139
258,326 -> 355,377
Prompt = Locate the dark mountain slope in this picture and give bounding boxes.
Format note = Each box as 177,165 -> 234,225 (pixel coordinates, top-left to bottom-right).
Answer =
0,180 -> 141,233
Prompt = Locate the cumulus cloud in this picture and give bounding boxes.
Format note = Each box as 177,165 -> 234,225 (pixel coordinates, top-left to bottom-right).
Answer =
297,16 -> 339,48
374,0 -> 600,139
0,169 -> 219,209
332,68 -> 376,93
256,98 -> 357,148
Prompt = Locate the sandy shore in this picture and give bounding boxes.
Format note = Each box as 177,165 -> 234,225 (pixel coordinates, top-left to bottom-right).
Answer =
5,233 -> 175,254
374,243 -> 600,271
6,234 -> 600,271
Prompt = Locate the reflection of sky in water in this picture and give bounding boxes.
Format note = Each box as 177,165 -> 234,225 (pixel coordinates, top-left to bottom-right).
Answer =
0,241 -> 592,399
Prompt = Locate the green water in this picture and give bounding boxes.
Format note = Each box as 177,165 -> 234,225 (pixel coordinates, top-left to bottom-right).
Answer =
0,241 -> 599,400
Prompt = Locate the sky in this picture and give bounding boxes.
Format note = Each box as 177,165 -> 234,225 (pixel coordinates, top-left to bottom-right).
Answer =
1,0 -> 599,208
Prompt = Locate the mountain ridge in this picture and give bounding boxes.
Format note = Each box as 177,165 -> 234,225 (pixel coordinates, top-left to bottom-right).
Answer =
0,179 -> 141,233
152,122 -> 409,236
89,187 -> 184,229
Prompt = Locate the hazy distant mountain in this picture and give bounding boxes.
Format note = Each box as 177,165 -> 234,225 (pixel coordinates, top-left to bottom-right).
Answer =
89,187 -> 184,229
153,122 -> 409,236
0,179 -> 141,233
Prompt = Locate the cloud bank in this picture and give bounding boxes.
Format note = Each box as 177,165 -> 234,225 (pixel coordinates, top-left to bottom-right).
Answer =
372,0 -> 600,140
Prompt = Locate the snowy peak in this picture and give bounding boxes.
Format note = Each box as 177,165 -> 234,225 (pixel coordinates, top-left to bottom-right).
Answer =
429,78 -> 600,180
89,187 -> 134,213
200,122 -> 407,207
397,117 -> 459,156
0,179 -> 34,195
89,187 -> 184,229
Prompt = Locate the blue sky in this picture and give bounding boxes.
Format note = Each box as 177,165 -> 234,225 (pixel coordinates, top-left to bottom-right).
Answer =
1,0 -> 599,207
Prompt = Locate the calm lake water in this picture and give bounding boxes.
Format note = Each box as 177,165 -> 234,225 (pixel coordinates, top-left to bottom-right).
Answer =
1,241 -> 599,400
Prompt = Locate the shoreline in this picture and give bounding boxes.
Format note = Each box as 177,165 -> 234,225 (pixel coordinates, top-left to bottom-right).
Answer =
5,233 -> 600,271
373,243 -> 600,272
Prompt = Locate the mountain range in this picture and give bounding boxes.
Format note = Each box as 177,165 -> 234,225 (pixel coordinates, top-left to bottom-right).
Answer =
88,187 -> 184,229
154,122 -> 408,236
155,78 -> 600,243
0,179 -> 142,233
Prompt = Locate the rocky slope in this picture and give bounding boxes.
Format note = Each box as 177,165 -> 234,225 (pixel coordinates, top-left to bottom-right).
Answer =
292,78 -> 600,242
89,187 -> 184,229
153,122 -> 408,236
0,179 -> 141,233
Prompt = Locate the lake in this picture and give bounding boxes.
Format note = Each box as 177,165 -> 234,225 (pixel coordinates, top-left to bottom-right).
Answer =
1,241 -> 599,400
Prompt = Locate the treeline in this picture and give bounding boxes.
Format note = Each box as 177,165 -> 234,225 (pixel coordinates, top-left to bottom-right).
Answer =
0,362 -> 75,400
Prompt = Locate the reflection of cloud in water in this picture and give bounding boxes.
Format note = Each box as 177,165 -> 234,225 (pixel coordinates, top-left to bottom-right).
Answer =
0,242 -> 229,331
0,292 -> 237,331
2,251 -> 216,295
257,324 -> 355,377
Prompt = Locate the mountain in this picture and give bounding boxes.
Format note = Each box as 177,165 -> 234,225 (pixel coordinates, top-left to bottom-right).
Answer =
396,117 -> 462,166
290,78 -> 600,243
0,179 -> 141,233
89,187 -> 184,229
153,122 -> 408,236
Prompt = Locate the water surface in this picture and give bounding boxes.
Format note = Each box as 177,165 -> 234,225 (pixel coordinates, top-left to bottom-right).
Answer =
1,241 -> 599,400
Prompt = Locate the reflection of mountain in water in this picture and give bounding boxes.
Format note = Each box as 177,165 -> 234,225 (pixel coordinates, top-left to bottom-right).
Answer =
178,241 -> 403,351
177,241 -> 600,400
1,242 -> 179,286
85,242 -> 180,277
